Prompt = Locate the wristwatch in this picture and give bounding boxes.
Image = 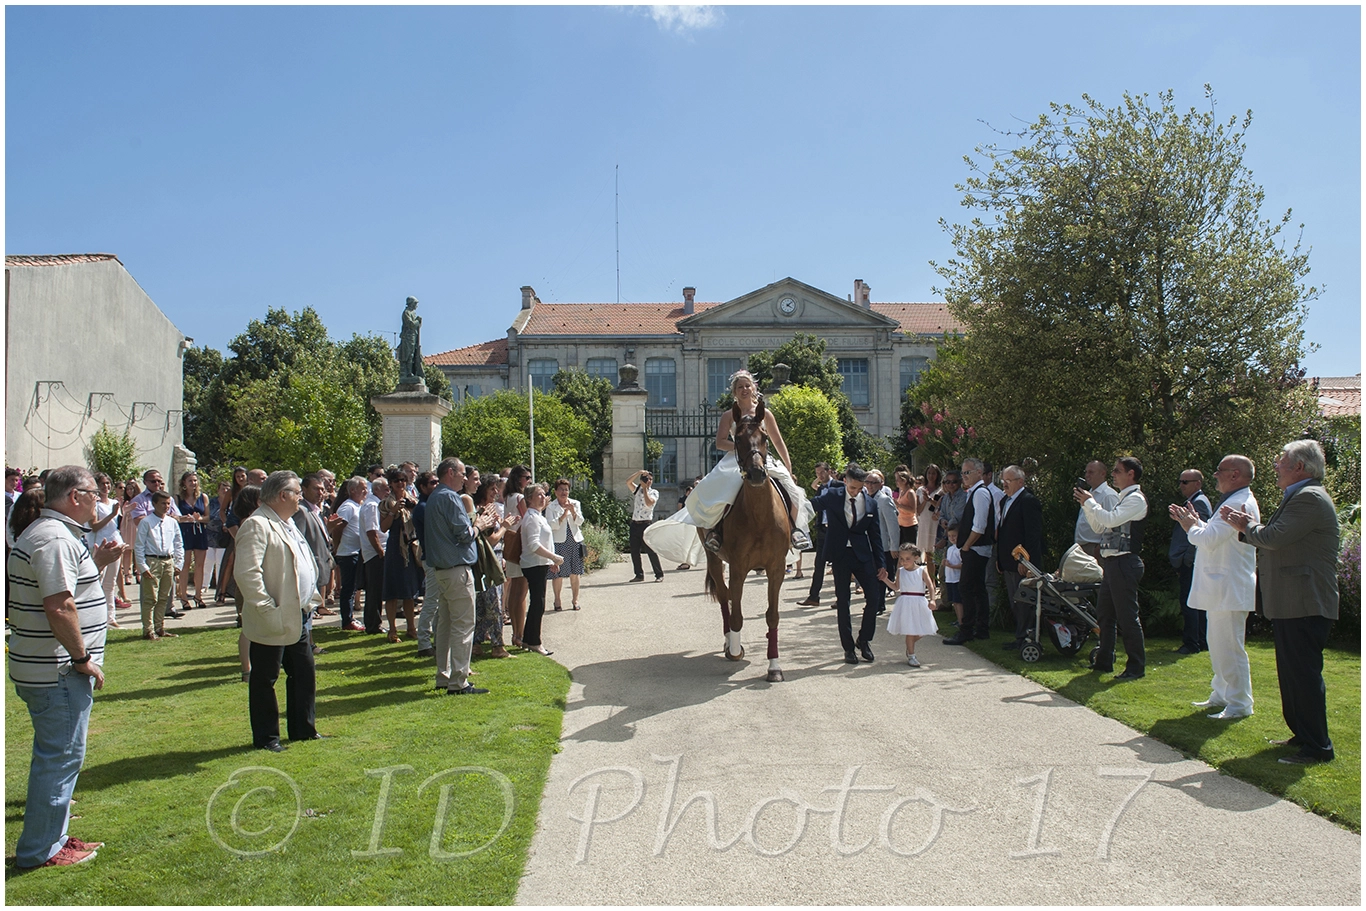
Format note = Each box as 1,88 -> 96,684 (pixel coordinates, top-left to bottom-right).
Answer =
71,653 -> 92,666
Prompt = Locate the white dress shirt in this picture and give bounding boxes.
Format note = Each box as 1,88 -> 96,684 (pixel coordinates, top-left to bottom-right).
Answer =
134,512 -> 185,571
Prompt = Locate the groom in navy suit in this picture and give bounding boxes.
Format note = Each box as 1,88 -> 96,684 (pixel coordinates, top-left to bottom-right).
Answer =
811,464 -> 885,664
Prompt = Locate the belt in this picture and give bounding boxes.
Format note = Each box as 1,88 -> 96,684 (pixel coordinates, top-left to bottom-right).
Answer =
146,553 -> 173,559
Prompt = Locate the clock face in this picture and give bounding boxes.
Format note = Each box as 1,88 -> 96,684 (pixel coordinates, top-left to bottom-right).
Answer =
779,296 -> 797,315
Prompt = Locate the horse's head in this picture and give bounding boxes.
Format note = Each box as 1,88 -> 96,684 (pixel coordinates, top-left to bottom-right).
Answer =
731,395 -> 771,487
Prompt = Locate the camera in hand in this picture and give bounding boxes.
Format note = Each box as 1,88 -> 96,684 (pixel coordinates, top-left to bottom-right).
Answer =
1074,477 -> 1090,491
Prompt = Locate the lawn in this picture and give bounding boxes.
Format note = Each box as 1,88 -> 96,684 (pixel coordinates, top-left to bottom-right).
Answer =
5,624 -> 570,904
965,630 -> 1361,830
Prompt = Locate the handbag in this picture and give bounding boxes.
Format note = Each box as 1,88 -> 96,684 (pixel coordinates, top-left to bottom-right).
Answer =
503,521 -> 523,565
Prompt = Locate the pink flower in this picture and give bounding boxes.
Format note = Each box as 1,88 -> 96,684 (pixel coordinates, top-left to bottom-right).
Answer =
967,427 -> 977,439
952,450 -> 960,458
935,428 -> 943,438
920,401 -> 931,415
933,412 -> 945,424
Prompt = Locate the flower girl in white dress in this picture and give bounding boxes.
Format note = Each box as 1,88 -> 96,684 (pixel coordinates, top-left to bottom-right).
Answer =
878,544 -> 939,667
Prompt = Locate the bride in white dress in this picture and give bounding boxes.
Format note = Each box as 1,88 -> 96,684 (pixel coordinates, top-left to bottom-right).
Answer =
644,370 -> 815,565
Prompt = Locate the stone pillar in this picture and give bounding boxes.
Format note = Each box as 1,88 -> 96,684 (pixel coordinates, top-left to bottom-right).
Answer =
170,443 -> 197,485
370,385 -> 453,473
607,364 -> 649,497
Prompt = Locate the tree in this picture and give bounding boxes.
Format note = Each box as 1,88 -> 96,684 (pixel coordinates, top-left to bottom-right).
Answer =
442,390 -> 593,482
335,333 -> 400,466
551,369 -> 613,481
182,344 -> 227,462
221,359 -> 370,476
764,385 -> 843,490
746,334 -> 878,464
423,364 -> 454,403
86,422 -> 144,482
932,87 -> 1318,577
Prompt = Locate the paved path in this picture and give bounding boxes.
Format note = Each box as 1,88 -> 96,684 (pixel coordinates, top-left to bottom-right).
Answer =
515,557 -> 1359,905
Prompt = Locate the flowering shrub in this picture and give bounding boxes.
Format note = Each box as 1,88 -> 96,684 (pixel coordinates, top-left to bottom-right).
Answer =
1337,524 -> 1360,643
905,401 -> 976,464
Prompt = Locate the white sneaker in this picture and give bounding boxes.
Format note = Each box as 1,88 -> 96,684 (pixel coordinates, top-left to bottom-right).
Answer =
1191,698 -> 1224,709
907,654 -> 920,667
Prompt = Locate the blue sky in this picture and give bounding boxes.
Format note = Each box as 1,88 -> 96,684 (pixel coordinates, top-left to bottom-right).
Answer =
7,5 -> 1360,377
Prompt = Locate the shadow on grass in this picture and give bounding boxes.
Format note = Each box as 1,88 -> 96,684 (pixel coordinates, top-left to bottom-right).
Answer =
71,745 -> 250,793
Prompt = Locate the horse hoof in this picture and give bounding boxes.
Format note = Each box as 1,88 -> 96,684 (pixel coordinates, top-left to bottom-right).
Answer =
766,669 -> 784,682
725,646 -> 745,661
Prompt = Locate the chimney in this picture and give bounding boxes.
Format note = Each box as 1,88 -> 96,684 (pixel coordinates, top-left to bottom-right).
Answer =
854,278 -> 871,307
520,285 -> 537,310
682,286 -> 696,315
861,282 -> 871,306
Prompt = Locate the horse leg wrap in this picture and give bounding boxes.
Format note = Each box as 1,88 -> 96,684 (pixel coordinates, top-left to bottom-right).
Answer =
726,629 -> 741,657
766,626 -> 778,660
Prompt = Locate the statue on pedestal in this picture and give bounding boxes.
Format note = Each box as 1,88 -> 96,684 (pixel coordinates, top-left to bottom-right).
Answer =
397,296 -> 424,387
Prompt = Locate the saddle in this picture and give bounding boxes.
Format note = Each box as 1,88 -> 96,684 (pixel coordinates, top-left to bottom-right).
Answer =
717,476 -> 792,525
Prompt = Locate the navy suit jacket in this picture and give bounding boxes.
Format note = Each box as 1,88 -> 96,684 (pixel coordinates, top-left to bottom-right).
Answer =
996,487 -> 1044,575
813,484 -> 883,566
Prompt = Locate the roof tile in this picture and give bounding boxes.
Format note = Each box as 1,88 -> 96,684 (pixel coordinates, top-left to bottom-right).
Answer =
6,253 -> 121,267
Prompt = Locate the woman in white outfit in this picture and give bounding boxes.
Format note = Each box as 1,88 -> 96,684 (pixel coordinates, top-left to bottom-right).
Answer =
90,473 -> 127,627
645,370 -> 814,565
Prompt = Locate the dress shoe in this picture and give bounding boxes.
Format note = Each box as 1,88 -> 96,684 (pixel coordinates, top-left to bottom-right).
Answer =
1174,645 -> 1199,654
798,598 -> 820,607
941,636 -> 971,646
292,733 -> 331,741
344,621 -> 365,631
416,646 -> 435,658
1191,699 -> 1225,709
258,742 -> 288,753
630,575 -> 645,582
843,651 -> 859,665
1112,671 -> 1145,681
1267,737 -> 1303,748
447,683 -> 490,695
1208,709 -> 1252,720
312,646 -> 327,656
157,630 -> 178,639
857,641 -> 874,662
1279,752 -> 1333,765
165,608 -> 185,620
654,575 -> 664,582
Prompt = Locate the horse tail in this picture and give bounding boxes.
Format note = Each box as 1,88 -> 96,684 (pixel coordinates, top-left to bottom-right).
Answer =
704,565 -> 718,603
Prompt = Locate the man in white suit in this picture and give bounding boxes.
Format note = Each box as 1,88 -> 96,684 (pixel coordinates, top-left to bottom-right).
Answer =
235,470 -> 324,752
1169,455 -> 1259,720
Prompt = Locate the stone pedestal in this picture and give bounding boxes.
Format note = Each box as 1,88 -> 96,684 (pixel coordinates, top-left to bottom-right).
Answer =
370,384 -> 453,473
607,365 -> 649,496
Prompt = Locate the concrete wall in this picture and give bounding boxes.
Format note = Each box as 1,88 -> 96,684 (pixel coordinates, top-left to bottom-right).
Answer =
6,258 -> 188,477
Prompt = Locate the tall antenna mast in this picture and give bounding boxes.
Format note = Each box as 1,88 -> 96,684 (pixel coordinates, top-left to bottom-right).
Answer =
615,164 -> 620,304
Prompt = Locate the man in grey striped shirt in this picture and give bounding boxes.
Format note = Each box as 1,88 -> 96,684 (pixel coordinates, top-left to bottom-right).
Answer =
7,465 -> 123,869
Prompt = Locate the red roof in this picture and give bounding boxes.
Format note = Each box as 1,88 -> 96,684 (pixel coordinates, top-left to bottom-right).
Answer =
6,253 -> 121,267
1314,375 -> 1361,417
522,302 -> 722,335
871,302 -> 966,335
425,338 -> 508,367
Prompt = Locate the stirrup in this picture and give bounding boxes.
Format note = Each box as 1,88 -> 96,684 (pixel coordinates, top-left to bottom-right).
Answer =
703,530 -> 723,554
790,528 -> 812,550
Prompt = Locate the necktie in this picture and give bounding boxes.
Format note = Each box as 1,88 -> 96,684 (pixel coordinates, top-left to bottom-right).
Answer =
847,496 -> 857,526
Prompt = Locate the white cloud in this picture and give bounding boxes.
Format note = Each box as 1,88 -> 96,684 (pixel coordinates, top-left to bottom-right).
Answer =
647,5 -> 723,34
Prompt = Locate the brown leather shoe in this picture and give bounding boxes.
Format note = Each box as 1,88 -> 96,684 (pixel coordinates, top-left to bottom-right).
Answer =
798,598 -> 820,606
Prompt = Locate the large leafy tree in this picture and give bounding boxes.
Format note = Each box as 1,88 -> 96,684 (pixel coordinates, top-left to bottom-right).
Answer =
222,359 -> 370,475
551,369 -> 613,481
442,390 -> 593,483
932,88 -> 1318,574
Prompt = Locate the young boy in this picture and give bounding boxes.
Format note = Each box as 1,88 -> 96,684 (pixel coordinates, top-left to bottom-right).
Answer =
942,527 -> 964,628
133,490 -> 183,640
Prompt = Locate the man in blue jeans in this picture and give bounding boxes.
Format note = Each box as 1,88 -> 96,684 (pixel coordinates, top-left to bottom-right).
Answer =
7,465 -> 123,869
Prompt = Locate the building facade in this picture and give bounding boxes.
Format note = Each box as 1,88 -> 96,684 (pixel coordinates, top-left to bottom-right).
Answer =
427,276 -> 964,494
6,254 -> 192,478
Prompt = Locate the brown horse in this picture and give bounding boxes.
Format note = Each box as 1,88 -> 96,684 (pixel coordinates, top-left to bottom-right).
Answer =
702,395 -> 790,682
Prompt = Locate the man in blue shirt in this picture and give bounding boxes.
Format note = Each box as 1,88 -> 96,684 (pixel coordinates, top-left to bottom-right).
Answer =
425,458 -> 497,695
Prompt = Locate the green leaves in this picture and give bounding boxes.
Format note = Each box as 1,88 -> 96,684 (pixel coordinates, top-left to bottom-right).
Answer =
441,390 -> 592,483
765,385 -> 843,490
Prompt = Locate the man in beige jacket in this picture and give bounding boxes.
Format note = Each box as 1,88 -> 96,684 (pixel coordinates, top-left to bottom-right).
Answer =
235,470 -> 323,752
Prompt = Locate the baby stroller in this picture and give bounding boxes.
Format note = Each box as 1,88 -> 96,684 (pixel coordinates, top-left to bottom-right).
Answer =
1009,544 -> 1102,663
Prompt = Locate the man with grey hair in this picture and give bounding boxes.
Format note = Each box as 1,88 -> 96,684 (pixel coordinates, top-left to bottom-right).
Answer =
8,465 -> 122,868
426,457 -> 499,694
944,458 -> 996,645
236,470 -> 323,751
864,470 -> 900,575
1170,455 -> 1259,720
995,465 -> 1044,651
1074,460 -> 1118,560
1221,439 -> 1339,764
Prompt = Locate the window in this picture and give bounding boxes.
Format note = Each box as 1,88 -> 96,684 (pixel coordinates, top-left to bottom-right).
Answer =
461,384 -> 483,401
586,358 -> 618,383
707,358 -> 743,406
645,357 -> 676,407
527,359 -> 558,393
837,358 -> 870,407
652,438 -> 678,485
900,357 -> 929,395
